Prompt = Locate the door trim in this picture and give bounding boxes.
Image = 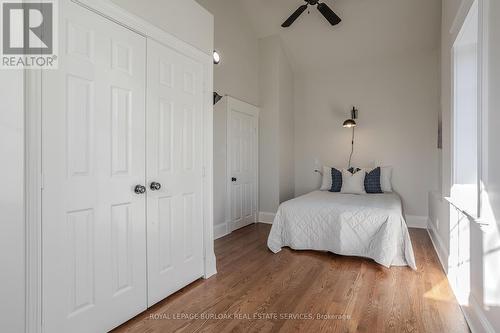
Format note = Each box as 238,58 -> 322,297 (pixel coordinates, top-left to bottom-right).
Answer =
24,1 -> 216,332
225,96 -> 260,233
25,68 -> 43,333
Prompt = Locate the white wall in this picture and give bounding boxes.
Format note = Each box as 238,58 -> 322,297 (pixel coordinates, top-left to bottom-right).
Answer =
0,72 -> 25,332
428,1 -> 500,331
294,51 -> 440,217
110,0 -> 214,55
212,97 -> 228,238
196,1 -> 294,223
196,0 -> 260,235
196,0 -> 260,105
259,36 -> 295,214
278,45 -> 295,204
258,37 -> 280,214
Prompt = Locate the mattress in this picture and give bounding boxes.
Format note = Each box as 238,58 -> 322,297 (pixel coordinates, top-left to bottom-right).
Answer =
267,191 -> 417,270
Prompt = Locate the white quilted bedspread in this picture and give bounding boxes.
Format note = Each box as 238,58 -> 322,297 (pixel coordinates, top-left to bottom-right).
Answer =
267,191 -> 417,270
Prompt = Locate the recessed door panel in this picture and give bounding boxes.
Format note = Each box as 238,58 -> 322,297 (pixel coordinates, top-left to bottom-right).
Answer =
66,20 -> 94,61
66,208 -> 95,317
158,100 -> 174,172
111,87 -> 132,176
183,193 -> 195,261
182,106 -> 194,170
158,196 -> 173,273
66,75 -> 93,178
110,203 -> 133,296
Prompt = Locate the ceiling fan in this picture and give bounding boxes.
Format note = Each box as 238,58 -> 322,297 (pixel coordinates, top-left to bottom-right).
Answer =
281,0 -> 341,27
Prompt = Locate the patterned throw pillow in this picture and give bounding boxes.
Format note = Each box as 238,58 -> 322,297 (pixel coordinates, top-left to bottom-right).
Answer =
364,167 -> 383,193
329,167 -> 342,192
348,167 -> 361,174
341,168 -> 366,194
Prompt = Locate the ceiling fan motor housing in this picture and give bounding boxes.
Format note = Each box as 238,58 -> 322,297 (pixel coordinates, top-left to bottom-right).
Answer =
282,0 -> 342,27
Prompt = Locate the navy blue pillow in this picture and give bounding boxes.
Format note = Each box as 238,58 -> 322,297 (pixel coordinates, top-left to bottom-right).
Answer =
364,167 -> 383,193
329,168 -> 342,192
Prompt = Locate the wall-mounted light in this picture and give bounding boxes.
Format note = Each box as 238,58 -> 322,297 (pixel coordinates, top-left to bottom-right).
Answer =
343,107 -> 359,168
342,107 -> 358,128
213,50 -> 221,65
213,92 -> 223,105
342,118 -> 356,128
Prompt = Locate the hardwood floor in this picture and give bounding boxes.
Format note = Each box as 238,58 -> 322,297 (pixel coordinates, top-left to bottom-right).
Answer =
113,223 -> 469,333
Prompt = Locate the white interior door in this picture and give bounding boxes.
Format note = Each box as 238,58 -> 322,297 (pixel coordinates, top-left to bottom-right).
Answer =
42,1 -> 147,332
146,39 -> 205,307
227,98 -> 259,232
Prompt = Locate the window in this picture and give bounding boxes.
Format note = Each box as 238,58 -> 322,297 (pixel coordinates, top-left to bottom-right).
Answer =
451,0 -> 481,218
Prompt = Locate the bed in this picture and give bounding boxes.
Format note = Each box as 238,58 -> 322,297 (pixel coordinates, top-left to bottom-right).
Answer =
267,191 -> 417,270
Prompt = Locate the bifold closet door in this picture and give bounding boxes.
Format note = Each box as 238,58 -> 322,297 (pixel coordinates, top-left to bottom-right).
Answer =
42,1 -> 147,332
146,39 -> 205,307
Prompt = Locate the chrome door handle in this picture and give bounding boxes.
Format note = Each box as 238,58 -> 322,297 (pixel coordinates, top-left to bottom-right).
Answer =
150,182 -> 161,191
134,185 -> 146,194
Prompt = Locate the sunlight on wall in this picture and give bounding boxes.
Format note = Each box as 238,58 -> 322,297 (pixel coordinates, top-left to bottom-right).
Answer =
481,189 -> 500,307
447,205 -> 471,306
483,232 -> 500,308
438,0 -> 500,330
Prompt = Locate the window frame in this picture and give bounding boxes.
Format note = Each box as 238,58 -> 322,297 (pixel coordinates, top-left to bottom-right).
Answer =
449,0 -> 489,224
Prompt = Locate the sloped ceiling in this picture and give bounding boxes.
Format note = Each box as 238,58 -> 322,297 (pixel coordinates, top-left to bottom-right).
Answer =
236,0 -> 442,73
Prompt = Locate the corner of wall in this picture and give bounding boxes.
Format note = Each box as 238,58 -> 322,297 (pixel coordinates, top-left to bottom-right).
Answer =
258,212 -> 276,224
405,215 -> 429,229
258,34 -> 295,212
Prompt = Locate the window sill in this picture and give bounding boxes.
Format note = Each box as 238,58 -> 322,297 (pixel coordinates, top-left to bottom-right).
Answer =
444,197 -> 489,227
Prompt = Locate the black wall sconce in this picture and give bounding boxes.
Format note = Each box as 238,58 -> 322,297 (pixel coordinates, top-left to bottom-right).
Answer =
343,107 -> 359,168
213,92 -> 223,105
342,107 -> 358,128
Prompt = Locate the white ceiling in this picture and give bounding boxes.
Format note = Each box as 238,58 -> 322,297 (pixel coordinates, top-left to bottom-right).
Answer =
236,0 -> 442,73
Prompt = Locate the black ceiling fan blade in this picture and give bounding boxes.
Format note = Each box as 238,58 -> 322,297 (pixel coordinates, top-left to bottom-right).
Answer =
317,2 -> 342,26
281,4 -> 308,27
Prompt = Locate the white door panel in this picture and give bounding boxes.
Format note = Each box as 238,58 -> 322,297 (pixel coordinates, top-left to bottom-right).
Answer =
227,98 -> 259,231
42,1 -> 147,332
146,39 -> 204,307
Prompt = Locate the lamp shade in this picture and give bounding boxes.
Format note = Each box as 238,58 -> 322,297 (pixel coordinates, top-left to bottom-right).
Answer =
343,119 -> 357,128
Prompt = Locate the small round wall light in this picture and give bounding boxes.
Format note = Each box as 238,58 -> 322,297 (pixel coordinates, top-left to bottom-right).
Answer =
213,50 -> 221,65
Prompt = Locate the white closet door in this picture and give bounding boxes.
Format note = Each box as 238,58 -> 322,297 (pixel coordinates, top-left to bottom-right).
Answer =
146,39 -> 205,306
227,98 -> 259,231
42,1 -> 147,332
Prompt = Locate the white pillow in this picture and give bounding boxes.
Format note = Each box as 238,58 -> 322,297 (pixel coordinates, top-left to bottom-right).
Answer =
380,166 -> 393,192
320,166 -> 333,191
341,169 -> 366,194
